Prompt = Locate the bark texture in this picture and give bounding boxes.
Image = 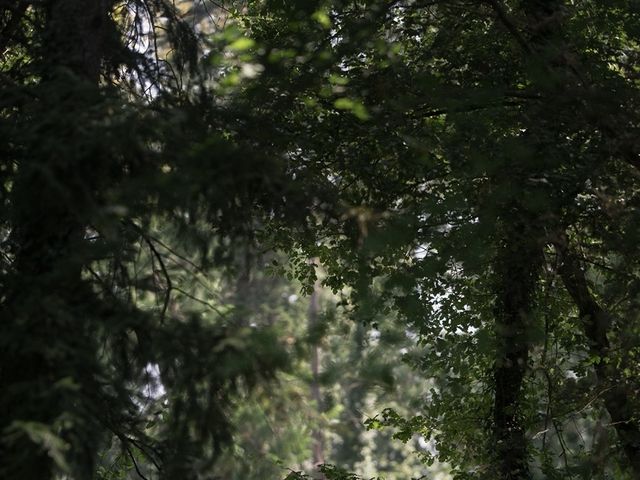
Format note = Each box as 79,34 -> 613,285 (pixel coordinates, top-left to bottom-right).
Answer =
558,246 -> 640,477
492,220 -> 542,480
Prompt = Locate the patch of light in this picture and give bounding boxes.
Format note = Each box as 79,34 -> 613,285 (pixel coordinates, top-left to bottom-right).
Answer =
143,363 -> 166,400
418,435 -> 439,456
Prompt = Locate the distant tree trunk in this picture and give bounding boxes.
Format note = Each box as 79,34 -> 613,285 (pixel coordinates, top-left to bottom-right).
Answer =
0,1 -> 110,477
491,217 -> 542,480
308,275 -> 325,473
334,322 -> 366,469
234,247 -> 253,326
557,243 -> 640,477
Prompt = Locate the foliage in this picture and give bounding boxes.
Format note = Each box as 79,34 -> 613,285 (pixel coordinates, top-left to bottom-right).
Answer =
240,0 -> 640,478
3,0 -> 640,479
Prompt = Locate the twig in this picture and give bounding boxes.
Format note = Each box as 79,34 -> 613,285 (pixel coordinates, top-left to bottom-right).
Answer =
484,0 -> 533,54
142,234 -> 173,322
126,445 -> 149,480
172,286 -> 227,317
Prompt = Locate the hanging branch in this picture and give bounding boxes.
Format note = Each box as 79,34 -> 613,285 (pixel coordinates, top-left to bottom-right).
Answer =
126,445 -> 150,480
141,232 -> 173,322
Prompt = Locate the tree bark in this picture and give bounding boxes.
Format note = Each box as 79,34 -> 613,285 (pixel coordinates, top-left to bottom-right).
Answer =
308,275 -> 325,474
557,244 -> 640,477
487,3 -> 564,475
0,1 -> 110,477
491,220 -> 542,480
489,0 -> 640,474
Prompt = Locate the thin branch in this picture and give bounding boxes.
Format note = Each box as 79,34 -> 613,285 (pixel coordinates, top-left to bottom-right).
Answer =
418,99 -> 528,119
126,445 -> 149,480
553,418 -> 570,469
172,286 -> 227,317
142,234 -> 173,322
484,0 -> 533,54
126,436 -> 162,472
143,232 -> 207,276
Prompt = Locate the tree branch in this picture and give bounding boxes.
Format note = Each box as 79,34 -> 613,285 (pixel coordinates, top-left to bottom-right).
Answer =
126,444 -> 149,480
555,239 -> 640,476
484,0 -> 533,54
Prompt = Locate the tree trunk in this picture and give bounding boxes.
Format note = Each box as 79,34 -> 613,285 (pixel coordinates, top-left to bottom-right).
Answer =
491,220 -> 542,480
0,1 -> 110,477
557,244 -> 640,477
486,2 -> 563,475
308,275 -> 325,474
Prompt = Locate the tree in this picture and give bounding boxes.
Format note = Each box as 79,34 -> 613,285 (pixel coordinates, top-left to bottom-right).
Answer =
0,1 -> 308,478
241,0 -> 640,477
4,0 -> 640,479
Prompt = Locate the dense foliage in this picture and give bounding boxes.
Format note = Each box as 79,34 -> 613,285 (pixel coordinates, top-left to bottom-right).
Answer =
2,1 -> 640,479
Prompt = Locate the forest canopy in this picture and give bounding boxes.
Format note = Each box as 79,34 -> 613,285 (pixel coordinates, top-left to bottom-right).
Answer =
2,1 -> 640,479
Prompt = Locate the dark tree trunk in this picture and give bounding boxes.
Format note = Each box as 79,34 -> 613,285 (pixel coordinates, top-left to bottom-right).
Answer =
487,1 -> 563,475
491,220 -> 542,480
0,1 -> 110,477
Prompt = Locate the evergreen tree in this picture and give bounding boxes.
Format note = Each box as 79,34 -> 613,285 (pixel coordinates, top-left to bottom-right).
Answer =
1,1 -> 304,478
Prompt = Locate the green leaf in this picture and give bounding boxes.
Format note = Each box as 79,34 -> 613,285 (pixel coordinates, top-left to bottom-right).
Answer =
228,37 -> 255,52
333,98 -> 370,120
312,10 -> 332,29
